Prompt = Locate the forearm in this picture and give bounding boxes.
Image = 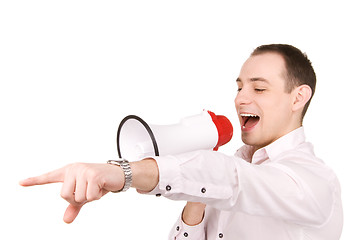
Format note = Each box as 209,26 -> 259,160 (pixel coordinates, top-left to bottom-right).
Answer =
130,158 -> 159,193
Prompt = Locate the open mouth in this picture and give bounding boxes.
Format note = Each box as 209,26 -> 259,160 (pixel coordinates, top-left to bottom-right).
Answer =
240,113 -> 260,131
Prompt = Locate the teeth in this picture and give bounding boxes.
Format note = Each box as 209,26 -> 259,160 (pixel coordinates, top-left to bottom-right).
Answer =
240,113 -> 258,117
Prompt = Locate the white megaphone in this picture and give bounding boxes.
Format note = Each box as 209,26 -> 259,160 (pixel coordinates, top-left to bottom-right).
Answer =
116,110 -> 233,161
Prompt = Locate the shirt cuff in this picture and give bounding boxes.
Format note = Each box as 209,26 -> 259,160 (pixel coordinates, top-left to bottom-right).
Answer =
142,154 -> 182,198
144,151 -> 233,202
146,182 -> 162,196
169,213 -> 206,240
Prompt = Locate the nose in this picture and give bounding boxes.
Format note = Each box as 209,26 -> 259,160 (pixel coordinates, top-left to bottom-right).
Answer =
234,89 -> 252,106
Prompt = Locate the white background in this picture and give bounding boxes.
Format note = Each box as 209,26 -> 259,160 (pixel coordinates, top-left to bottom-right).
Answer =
1,1 -> 360,239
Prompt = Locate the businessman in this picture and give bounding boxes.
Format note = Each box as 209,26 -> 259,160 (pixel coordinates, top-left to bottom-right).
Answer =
20,44 -> 343,239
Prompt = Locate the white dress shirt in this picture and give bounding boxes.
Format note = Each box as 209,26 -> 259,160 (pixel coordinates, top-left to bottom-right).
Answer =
148,127 -> 343,239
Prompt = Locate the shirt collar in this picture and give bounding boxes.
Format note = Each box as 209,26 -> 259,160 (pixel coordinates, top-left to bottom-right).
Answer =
237,127 -> 306,164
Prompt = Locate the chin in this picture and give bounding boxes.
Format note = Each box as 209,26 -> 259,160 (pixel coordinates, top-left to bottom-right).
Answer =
242,134 -> 258,146
241,133 -> 269,149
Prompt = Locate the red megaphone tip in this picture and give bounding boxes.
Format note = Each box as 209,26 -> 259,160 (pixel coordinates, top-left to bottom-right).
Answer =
207,111 -> 233,151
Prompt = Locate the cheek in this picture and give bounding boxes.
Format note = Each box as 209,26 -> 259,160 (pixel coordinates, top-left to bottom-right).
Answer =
260,94 -> 292,122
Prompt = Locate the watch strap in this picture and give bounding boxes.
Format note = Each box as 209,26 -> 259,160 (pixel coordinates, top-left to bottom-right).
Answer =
107,159 -> 132,192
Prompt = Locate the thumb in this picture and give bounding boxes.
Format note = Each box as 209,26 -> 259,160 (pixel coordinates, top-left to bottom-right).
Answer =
63,203 -> 83,224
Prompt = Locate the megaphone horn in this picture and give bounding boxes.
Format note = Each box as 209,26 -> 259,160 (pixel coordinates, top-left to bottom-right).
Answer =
116,110 -> 233,161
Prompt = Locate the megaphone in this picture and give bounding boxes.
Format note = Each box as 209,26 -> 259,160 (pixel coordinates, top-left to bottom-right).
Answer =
116,110 -> 233,161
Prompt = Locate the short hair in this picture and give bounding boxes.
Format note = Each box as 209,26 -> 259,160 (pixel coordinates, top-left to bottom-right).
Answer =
251,44 -> 316,120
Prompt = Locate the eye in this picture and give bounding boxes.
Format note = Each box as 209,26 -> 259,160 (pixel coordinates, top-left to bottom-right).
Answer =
255,88 -> 266,92
237,88 -> 242,92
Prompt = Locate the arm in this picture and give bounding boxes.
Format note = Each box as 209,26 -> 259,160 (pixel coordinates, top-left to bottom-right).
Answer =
150,150 -> 335,226
20,149 -> 334,227
19,158 -> 207,240
20,158 -> 206,226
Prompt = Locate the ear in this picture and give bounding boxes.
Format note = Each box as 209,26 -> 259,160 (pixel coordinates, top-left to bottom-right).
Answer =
292,84 -> 312,112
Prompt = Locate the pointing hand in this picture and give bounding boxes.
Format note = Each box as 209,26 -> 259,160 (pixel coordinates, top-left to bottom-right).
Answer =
19,163 -> 125,223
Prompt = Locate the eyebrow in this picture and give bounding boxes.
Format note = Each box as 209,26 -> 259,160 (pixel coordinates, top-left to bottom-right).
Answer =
236,77 -> 270,84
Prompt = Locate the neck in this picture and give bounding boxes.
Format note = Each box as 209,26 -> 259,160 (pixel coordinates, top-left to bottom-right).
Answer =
249,124 -> 303,157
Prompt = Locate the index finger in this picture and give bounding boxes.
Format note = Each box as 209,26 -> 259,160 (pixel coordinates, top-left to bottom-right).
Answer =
19,167 -> 65,187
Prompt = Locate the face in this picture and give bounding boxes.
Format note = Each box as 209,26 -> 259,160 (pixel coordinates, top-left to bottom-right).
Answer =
235,53 -> 299,150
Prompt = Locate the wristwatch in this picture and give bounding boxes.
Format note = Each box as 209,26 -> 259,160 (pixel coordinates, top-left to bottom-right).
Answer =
107,159 -> 132,192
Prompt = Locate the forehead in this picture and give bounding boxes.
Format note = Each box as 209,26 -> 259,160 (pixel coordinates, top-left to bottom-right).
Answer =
238,52 -> 286,85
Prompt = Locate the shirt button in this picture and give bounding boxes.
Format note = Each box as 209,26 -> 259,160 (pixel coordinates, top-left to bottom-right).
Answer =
219,233 -> 224,238
201,187 -> 206,193
166,185 -> 172,191
184,232 -> 188,237
156,193 -> 161,197
176,226 -> 180,231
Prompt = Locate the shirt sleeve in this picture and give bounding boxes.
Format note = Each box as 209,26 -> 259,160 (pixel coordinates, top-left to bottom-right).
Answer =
168,213 -> 206,240
151,149 -> 335,227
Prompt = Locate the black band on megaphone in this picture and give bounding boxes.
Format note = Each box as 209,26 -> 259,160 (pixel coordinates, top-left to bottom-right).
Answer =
116,115 -> 160,159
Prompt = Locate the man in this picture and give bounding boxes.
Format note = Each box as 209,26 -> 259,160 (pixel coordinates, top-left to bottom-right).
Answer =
20,44 -> 343,239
